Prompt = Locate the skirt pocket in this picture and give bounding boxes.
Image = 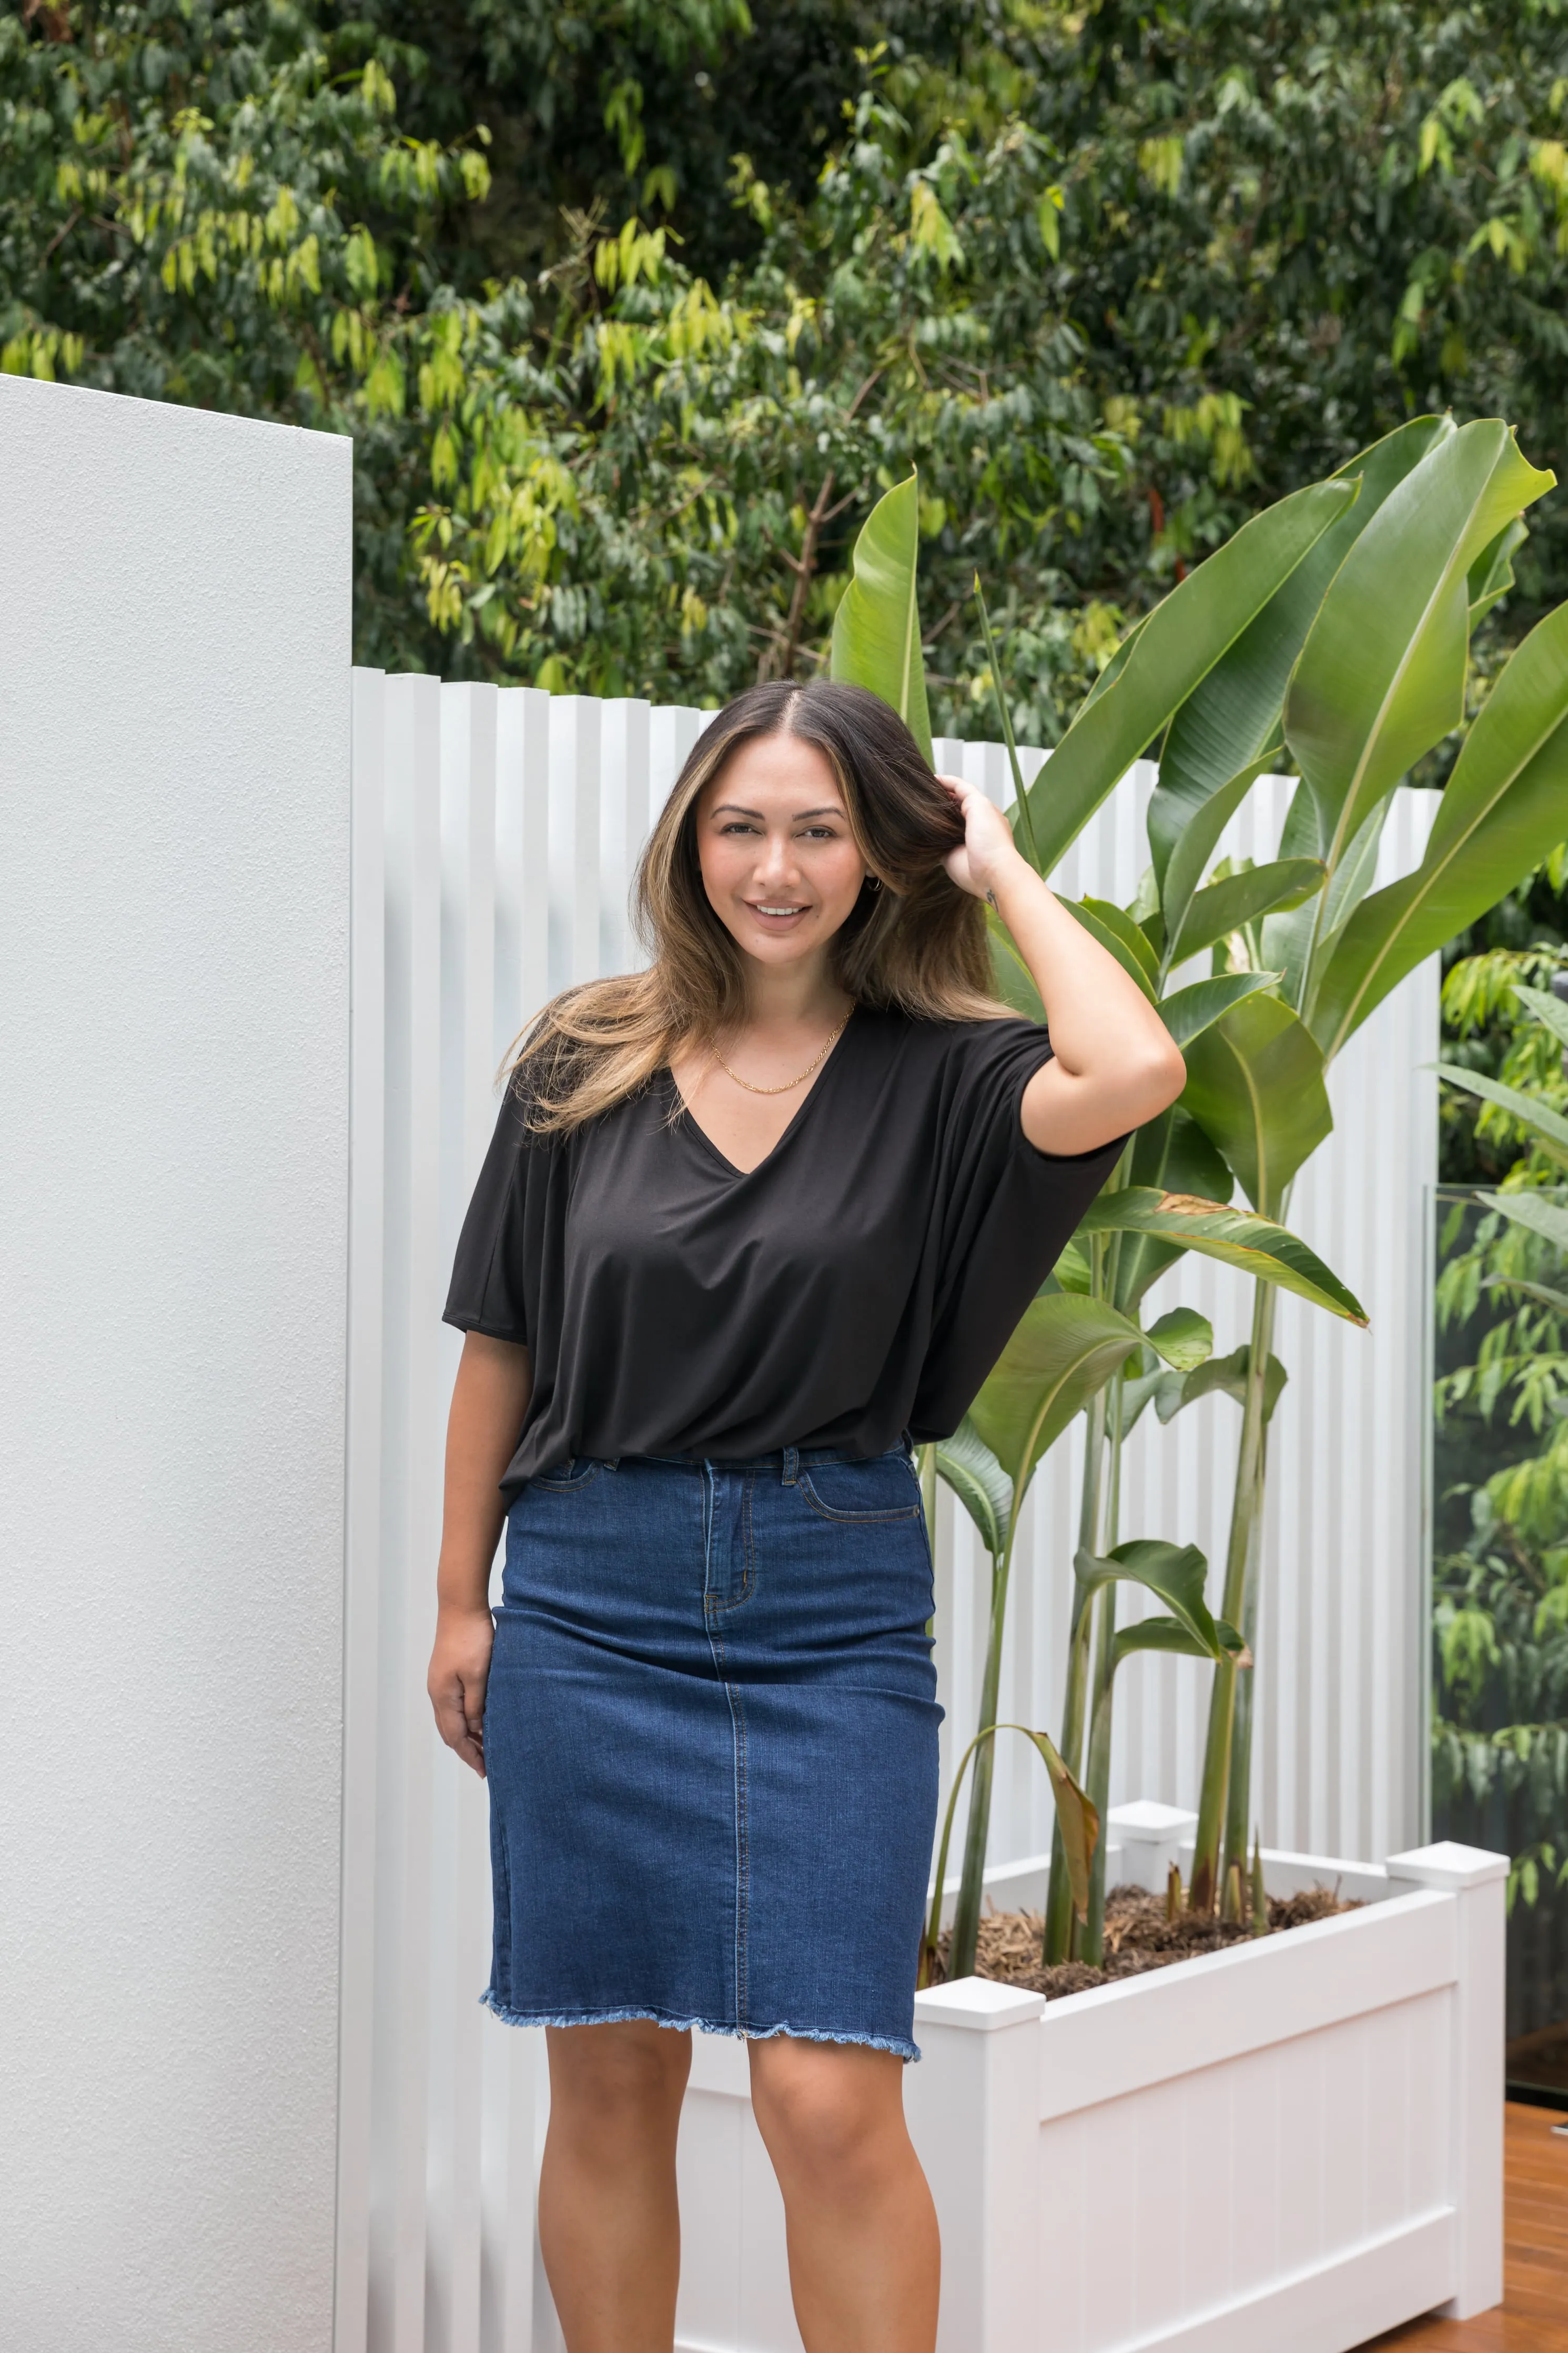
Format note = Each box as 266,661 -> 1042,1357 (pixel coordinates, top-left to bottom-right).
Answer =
797,1450 -> 921,1524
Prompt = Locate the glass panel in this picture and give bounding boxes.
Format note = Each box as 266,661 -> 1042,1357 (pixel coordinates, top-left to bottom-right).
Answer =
1431,1187 -> 1568,2105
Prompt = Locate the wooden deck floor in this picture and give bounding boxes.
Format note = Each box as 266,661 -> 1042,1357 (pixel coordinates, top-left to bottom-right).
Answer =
1358,2105 -> 1568,2351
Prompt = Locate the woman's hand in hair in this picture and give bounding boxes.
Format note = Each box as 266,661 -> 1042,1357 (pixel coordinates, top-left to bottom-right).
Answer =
934,774 -> 1187,1159
935,773 -> 1021,903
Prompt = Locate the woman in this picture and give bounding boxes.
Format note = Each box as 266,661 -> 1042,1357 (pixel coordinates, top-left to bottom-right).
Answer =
428,678 -> 1185,2352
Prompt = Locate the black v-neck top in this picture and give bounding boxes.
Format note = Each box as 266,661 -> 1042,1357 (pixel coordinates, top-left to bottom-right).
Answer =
443,1004 -> 1124,1496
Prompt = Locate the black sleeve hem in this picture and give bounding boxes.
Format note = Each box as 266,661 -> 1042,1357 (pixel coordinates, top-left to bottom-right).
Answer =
441,1309 -> 531,1346
1021,1127 -> 1131,1166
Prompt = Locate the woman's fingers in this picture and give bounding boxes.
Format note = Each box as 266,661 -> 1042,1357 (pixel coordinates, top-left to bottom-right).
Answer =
433,1675 -> 487,1776
428,1607 -> 495,1777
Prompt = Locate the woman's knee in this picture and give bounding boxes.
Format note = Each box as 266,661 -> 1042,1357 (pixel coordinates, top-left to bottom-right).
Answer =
748,2039 -> 906,2183
545,2019 -> 691,2139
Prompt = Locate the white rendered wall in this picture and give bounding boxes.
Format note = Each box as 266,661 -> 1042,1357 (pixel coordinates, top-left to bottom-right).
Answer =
0,381 -> 351,2352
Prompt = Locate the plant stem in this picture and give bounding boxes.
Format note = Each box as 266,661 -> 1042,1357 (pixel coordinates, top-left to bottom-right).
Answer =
972,570 -> 1043,873
1190,1275 -> 1275,1910
1079,1369 -> 1126,1962
1043,1360 -> 1110,1962
948,1521 -> 1017,1981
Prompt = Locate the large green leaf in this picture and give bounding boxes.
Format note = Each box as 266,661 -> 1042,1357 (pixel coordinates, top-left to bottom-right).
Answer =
1160,971 -> 1281,1050
1075,1539 -> 1229,1658
1110,1616 -> 1244,1671
1285,420 -> 1554,878
988,907 -> 1045,1021
1180,991 -> 1333,1212
1311,601 -> 1568,1059
1078,1187 -> 1369,1322
935,1415 -> 1014,1560
1058,897 -> 1158,998
967,1293 -> 1150,1485
1263,791 -> 1391,1012
1469,518 -> 1527,624
1155,1343 -> 1289,1427
1150,417 -> 1451,896
828,473 -> 933,764
1014,480 -> 1355,877
1145,1305 -> 1213,1371
1153,749 -> 1278,972
1171,858 -> 1323,965
1433,1063 -> 1568,1165
1115,1108 -> 1235,1311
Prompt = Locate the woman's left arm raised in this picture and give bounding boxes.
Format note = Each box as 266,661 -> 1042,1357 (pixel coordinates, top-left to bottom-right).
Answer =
940,773 -> 1188,1158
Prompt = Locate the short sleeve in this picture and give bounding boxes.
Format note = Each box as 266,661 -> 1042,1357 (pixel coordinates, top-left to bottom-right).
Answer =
910,1017 -> 1128,1439
442,1079 -> 547,1347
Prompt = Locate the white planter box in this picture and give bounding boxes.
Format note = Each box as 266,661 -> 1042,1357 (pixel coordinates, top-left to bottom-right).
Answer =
672,1829 -> 1506,2353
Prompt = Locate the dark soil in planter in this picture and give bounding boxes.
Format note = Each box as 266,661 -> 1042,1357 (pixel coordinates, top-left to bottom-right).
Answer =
933,1883 -> 1361,2000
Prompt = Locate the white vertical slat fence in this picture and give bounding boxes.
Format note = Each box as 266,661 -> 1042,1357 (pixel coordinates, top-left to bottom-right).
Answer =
335,677 -> 1438,2353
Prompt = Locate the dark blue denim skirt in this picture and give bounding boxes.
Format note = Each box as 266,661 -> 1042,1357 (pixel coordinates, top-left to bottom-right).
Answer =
482,1441 -> 942,2061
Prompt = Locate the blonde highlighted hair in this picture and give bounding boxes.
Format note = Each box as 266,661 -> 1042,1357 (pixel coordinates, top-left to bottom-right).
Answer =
509,678 -> 1011,1133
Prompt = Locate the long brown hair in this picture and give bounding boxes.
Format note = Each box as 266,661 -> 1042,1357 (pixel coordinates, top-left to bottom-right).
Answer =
509,678 -> 1011,1133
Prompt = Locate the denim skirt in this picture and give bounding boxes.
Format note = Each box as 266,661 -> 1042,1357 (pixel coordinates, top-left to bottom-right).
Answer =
482,1441 -> 942,2061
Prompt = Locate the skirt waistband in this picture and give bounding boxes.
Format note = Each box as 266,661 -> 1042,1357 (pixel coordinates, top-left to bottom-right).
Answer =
581,1434 -> 916,1483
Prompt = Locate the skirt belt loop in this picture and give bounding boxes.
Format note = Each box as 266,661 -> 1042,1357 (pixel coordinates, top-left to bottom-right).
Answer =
781,1445 -> 799,1485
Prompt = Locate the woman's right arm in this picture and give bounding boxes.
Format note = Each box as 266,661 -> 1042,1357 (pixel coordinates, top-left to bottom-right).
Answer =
427,1332 -> 533,1777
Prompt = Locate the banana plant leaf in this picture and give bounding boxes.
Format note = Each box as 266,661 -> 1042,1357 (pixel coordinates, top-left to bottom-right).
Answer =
1285,420 -> 1553,877
1145,1305 -> 1213,1371
1160,971 -> 1281,1050
1310,600 -> 1568,1059
1149,417 -> 1452,886
1474,1189 -> 1568,1256
828,472 -> 933,765
1152,749 -> 1279,972
1014,480 -> 1355,878
1075,1538 -> 1235,1660
1082,895 -> 1161,986
1058,897 -> 1159,999
1155,1342 -> 1289,1426
924,1720 -> 1098,1968
935,1415 -> 1015,1558
1170,858 -> 1324,966
1432,1063 -> 1568,1168
1115,1109 -> 1235,1312
1110,1615 -> 1247,1671
988,908 -> 1046,1020
1180,992 -> 1333,1212
1469,517 -> 1528,624
1263,790 -> 1391,1012
1078,1186 -> 1369,1322
966,1293 -> 1176,1484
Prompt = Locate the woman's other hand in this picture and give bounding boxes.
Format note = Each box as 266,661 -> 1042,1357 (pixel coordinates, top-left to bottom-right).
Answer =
429,1605 -> 495,1776
427,1331 -> 533,1778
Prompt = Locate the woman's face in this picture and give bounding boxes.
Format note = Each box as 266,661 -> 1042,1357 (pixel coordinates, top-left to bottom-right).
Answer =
694,730 -> 871,969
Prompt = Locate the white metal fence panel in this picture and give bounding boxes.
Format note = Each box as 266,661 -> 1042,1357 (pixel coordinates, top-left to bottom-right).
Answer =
336,678 -> 1438,2352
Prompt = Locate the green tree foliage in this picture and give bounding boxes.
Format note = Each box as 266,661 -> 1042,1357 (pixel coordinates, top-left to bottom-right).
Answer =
12,1 -> 1568,722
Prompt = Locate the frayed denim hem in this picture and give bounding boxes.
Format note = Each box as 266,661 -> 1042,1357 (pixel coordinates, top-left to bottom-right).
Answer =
479,1989 -> 920,2063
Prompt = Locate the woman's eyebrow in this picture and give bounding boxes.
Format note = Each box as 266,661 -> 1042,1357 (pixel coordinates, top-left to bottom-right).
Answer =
710,802 -> 846,820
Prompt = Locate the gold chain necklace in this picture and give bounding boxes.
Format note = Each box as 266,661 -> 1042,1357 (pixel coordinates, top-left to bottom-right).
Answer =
712,1009 -> 853,1096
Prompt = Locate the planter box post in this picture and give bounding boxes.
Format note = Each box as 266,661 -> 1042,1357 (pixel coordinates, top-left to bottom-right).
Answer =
1386,1841 -> 1508,2321
908,1979 -> 1045,2352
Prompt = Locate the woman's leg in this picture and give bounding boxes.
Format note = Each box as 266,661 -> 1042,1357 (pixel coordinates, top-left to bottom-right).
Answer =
748,2037 -> 939,2352
539,2019 -> 692,2352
